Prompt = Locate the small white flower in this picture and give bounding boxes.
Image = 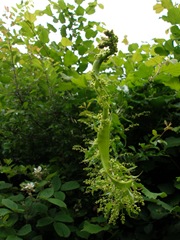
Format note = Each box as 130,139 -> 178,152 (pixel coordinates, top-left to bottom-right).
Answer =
33,166 -> 42,174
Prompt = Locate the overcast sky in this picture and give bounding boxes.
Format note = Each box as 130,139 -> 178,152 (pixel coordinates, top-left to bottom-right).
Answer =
0,0 -> 179,50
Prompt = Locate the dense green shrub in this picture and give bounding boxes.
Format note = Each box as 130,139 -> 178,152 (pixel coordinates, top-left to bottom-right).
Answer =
0,0 -> 180,239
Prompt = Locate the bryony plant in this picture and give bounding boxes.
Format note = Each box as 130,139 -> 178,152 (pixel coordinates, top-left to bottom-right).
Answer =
81,30 -> 144,224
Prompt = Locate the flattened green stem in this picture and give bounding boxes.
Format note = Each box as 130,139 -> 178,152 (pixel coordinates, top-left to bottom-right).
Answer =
92,30 -> 133,187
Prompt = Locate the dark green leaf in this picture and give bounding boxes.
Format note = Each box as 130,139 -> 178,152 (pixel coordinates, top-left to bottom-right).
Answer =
36,217 -> 54,227
53,222 -> 71,237
0,181 -> 12,190
17,224 -> 32,236
47,198 -> 67,208
54,211 -> 73,223
81,221 -> 109,234
2,199 -> 18,211
61,181 -> 80,191
38,188 -> 54,199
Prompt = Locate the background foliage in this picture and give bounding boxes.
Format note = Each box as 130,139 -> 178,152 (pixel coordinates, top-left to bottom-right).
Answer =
0,0 -> 180,239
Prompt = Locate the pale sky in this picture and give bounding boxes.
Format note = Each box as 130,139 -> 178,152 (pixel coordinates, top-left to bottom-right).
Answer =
0,0 -> 179,50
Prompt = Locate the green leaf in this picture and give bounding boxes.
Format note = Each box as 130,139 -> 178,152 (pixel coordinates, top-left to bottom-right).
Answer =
153,3 -> 164,13
0,208 -> 12,216
51,175 -> 61,192
2,199 -> 18,211
54,211 -> 73,223
44,5 -> 53,16
59,0 -> 66,10
161,62 -> 180,76
148,203 -> 169,219
75,6 -> 84,16
17,224 -> 32,236
163,8 -> 180,24
61,181 -> 80,191
47,23 -> 57,32
24,11 -> 36,23
53,222 -> 71,237
71,75 -> 87,88
64,50 -> 78,66
59,12 -> 65,23
98,3 -> 104,9
36,217 -> 54,227
142,187 -> 167,200
54,191 -> 66,201
61,37 -> 73,47
38,188 -> 54,199
39,27 -> 49,43
47,198 -> 67,208
165,137 -> 180,148
86,6 -> 96,15
81,221 -> 109,234
0,181 -> 12,190
128,43 -> 139,52
85,29 -> 97,39
161,0 -> 173,9
75,0 -> 84,4
6,236 -> 23,240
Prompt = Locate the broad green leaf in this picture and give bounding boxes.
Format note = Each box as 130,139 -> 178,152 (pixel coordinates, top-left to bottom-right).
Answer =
75,0 -> 84,4
36,217 -> 54,227
85,29 -> 97,39
17,224 -> 32,236
78,45 -> 87,55
61,25 -> 67,37
24,11 -> 36,23
165,137 -> 180,148
142,187 -> 167,200
0,208 -> 11,216
61,37 -> 73,47
59,0 -> 66,10
44,5 -> 53,16
53,222 -> 71,238
153,3 -> 164,13
54,211 -> 73,223
161,0 -> 173,9
51,175 -> 61,192
61,181 -> 80,191
19,22 -> 34,37
47,198 -> 67,208
163,8 -> 180,24
154,46 -> 169,56
47,23 -> 57,32
0,181 -> 12,190
145,56 -> 164,66
86,6 -> 96,15
128,43 -> 139,52
81,221 -> 109,234
64,50 -> 78,66
71,76 -> 87,88
132,51 -> 143,62
75,6 -> 84,15
39,27 -> 49,43
161,62 -> 180,76
32,58 -> 43,69
54,191 -> 66,201
163,78 -> 180,91
59,12 -> 65,23
6,236 -> 22,240
38,188 -> 54,199
148,203 -> 169,219
2,199 -> 18,211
